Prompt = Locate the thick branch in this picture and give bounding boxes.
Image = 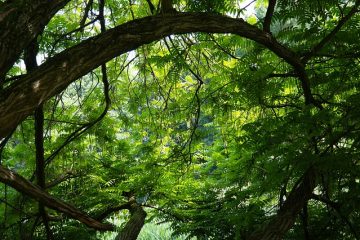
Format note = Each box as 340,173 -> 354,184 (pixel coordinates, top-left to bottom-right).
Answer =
0,0 -> 70,78
249,167 -> 317,240
0,12 -> 303,138
25,38 -> 53,239
160,0 -> 176,13
0,165 -> 114,231
115,200 -> 147,240
301,204 -> 310,240
263,0 -> 276,33
24,39 -> 46,236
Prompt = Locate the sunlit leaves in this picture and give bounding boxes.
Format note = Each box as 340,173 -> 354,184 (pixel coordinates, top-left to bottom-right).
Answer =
1,0 -> 360,239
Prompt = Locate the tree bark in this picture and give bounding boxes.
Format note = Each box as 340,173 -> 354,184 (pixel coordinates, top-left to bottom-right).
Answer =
263,0 -> 276,33
0,0 -> 70,79
115,201 -> 147,240
160,0 -> 176,13
25,37 -> 53,239
248,168 -> 317,240
0,4 -> 328,238
0,12 -> 304,138
0,165 -> 114,231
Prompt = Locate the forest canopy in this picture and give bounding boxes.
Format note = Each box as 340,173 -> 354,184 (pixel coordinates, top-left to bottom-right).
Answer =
1,0 -> 360,239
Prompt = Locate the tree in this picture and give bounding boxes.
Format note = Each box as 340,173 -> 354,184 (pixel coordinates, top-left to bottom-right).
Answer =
1,0 -> 360,239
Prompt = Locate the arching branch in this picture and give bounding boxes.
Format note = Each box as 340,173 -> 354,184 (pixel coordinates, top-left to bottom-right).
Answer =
249,167 -> 317,240
0,13 -> 305,138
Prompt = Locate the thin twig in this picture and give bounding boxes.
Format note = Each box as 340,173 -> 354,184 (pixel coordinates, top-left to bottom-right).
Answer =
302,0 -> 360,63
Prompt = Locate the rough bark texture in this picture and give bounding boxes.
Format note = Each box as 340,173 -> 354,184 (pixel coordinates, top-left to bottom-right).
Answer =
0,12 -> 303,138
0,2 -> 346,238
25,38 -> 53,239
0,165 -> 114,231
115,201 -> 147,240
160,0 -> 176,13
0,0 -> 70,78
248,168 -> 317,240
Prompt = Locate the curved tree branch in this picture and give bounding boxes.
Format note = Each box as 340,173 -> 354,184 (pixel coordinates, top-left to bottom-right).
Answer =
0,12 -> 305,138
0,165 -> 114,231
249,167 -> 317,240
115,197 -> 147,240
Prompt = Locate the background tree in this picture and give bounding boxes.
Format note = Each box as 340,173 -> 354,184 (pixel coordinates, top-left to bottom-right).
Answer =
1,0 -> 360,239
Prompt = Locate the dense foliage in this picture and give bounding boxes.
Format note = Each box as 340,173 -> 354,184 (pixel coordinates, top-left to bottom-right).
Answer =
1,0 -> 360,239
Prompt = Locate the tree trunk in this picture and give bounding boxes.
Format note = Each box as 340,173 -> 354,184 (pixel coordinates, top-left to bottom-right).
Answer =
248,168 -> 317,240
116,202 -> 146,240
0,0 -> 69,78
